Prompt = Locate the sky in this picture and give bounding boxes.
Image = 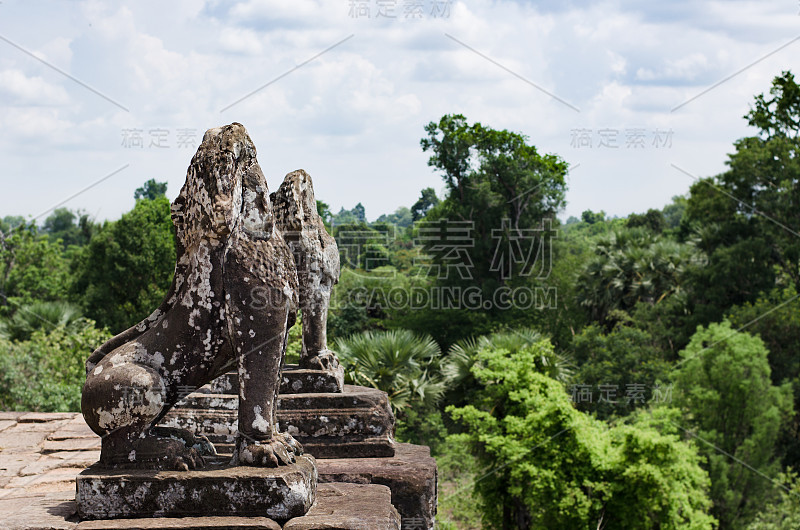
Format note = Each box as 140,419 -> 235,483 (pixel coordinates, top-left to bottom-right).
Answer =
0,0 -> 799,224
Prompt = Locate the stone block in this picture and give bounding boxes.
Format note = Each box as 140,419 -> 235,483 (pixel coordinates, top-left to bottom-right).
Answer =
76,516 -> 280,529
47,423 -> 97,441
0,420 -> 16,433
316,444 -> 437,530
18,413 -> 77,423
0,429 -> 51,451
208,366 -> 344,395
42,438 -> 101,454
76,455 -> 317,522
284,483 -> 400,530
161,386 -> 396,459
279,386 -> 396,458
7,464 -> 84,493
280,365 -> 344,394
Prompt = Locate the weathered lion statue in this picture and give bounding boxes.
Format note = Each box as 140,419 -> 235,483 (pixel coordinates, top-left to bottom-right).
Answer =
271,169 -> 341,372
82,123 -> 303,470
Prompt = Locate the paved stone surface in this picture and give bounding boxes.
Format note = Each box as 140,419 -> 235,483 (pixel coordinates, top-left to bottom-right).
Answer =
76,455 -> 317,521
18,413 -> 77,423
0,490 -> 78,529
284,483 -> 400,530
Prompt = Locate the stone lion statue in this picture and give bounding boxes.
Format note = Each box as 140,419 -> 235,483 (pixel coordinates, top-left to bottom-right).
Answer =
81,123 -> 303,470
271,169 -> 341,372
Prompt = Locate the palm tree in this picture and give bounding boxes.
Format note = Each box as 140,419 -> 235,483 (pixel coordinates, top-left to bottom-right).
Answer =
0,301 -> 84,342
445,328 -> 574,391
334,329 -> 449,413
577,228 -> 704,323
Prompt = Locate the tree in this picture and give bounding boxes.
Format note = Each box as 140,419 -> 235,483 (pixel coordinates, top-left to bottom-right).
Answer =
421,114 -> 568,287
375,206 -> 413,228
581,209 -> 606,224
0,222 -> 70,315
41,208 -> 97,247
316,200 -> 333,229
746,471 -> 800,530
133,179 -> 168,200
448,337 -> 717,529
576,227 -> 703,324
0,215 -> 25,233
662,195 -> 687,230
411,187 -> 439,221
571,319 -> 671,419
332,203 -> 368,225
727,286 -> 800,470
673,321 -> 794,529
444,328 -> 573,409
0,319 -> 110,411
0,300 -> 83,342
352,202 -> 366,223
334,329 -> 448,414
71,196 -> 176,333
626,208 -> 666,233
692,72 -> 800,291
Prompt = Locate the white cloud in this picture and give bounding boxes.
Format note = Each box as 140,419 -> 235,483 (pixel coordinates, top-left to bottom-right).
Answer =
0,0 -> 798,222
0,69 -> 70,105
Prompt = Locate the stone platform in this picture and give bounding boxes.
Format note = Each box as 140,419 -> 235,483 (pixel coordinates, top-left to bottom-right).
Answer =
317,443 -> 437,530
76,455 -> 316,521
0,412 -> 434,529
161,385 -> 396,459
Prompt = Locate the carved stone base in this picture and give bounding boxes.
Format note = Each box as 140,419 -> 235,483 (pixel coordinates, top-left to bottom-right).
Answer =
281,365 -> 345,394
75,455 -> 316,522
208,366 -> 344,395
161,385 -> 396,459
71,484 -> 398,530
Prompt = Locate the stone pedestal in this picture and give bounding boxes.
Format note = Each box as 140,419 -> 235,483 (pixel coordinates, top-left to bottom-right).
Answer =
75,455 -> 316,522
162,385 -> 396,459
208,366 -> 345,395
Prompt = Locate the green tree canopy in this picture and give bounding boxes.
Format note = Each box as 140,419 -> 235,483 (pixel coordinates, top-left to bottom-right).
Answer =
448,337 -> 717,529
71,197 -> 176,333
673,321 -> 794,529
41,208 -> 97,247
315,200 -> 333,228
685,71 -> 800,298
571,319 -> 671,419
411,187 -> 439,221
0,215 -> 25,233
421,114 -> 568,287
375,206 -> 413,228
576,227 -> 703,324
0,222 -> 70,315
134,178 -> 168,200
